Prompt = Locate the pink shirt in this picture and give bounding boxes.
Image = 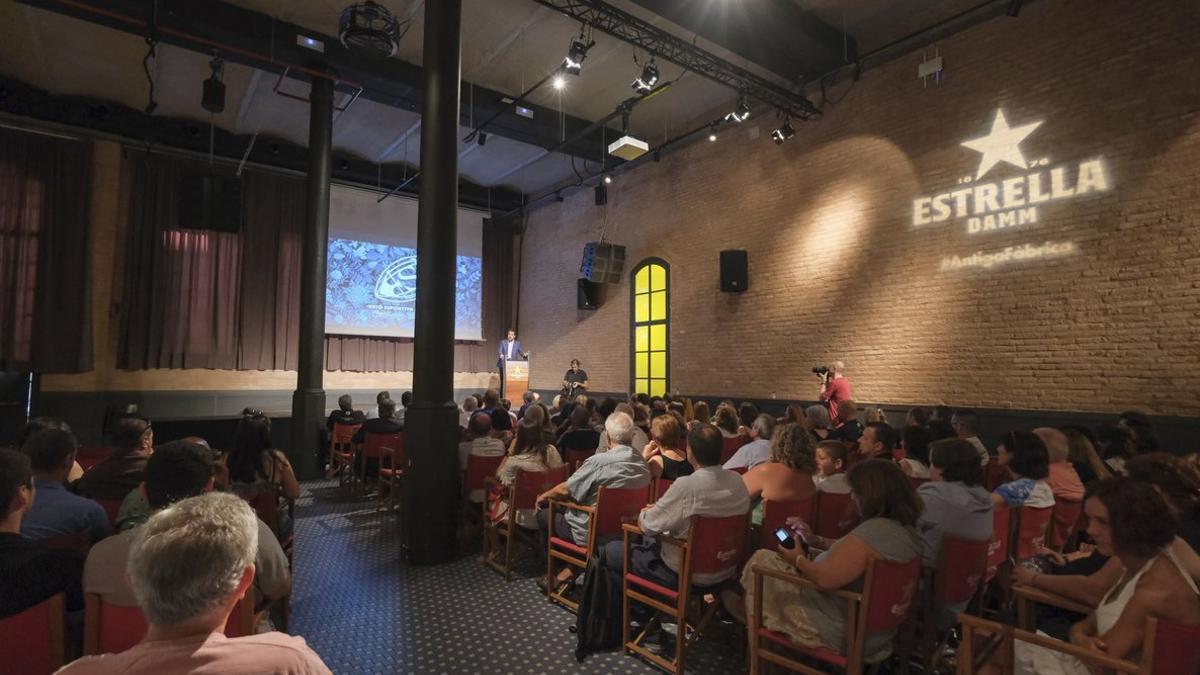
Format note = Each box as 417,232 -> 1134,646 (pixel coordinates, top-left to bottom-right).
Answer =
56,631 -> 332,675
819,377 -> 852,421
1046,462 -> 1085,501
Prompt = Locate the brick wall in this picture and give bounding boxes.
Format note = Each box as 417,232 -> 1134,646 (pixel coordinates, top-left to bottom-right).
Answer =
518,0 -> 1200,417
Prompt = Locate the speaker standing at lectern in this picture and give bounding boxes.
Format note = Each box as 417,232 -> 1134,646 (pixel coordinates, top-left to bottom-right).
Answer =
497,329 -> 528,396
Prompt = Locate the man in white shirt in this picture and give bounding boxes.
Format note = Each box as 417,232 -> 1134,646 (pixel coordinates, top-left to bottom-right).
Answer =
722,414 -> 775,471
459,395 -> 478,428
952,409 -> 991,465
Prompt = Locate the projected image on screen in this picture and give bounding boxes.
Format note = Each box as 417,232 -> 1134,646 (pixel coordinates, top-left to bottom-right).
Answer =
325,238 -> 482,339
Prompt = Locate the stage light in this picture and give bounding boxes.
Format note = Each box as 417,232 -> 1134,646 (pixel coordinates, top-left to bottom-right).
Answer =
632,58 -> 659,93
201,53 -> 226,114
708,124 -> 718,142
552,75 -> 566,90
724,93 -> 751,123
772,118 -> 795,145
603,175 -> 613,184
562,34 -> 593,75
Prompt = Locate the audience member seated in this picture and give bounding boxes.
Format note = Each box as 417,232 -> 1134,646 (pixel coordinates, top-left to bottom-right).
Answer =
458,413 -> 506,504
21,417 -> 85,482
557,406 -> 601,455
601,422 -> 749,605
595,403 -> 649,454
113,437 -> 221,533
364,390 -> 390,420
1061,426 -> 1110,486
474,389 -> 513,433
0,448 -> 84,619
1124,454 -> 1200,551
228,410 -> 300,537
991,430 -> 1054,509
59,493 -> 330,674
1096,423 -> 1136,475
738,459 -> 922,661
738,403 -> 760,431
20,429 -> 110,542
75,416 -> 154,502
1118,410 -> 1159,455
642,413 -> 693,481
1008,479 -> 1199,674
489,418 -> 564,529
395,391 -> 412,425
1036,427 -> 1084,503
742,423 -> 817,527
690,400 -> 711,429
459,395 -> 479,428
926,418 -> 956,442
724,414 -> 776,471
84,440 -> 290,612
536,412 -> 650,576
325,394 -> 365,430
713,405 -> 741,439
802,405 -> 833,442
857,421 -> 898,462
830,399 -> 864,444
633,402 -> 652,438
814,440 -> 851,494
352,398 -> 403,443
898,426 -> 933,479
906,407 -> 929,427
517,391 -> 537,420
951,408 -> 990,465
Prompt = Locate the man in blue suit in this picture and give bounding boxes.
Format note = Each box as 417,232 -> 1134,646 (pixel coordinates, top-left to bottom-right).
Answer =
497,329 -> 528,397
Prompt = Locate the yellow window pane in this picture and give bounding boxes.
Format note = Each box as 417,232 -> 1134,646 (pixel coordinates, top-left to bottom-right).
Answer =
635,352 -> 649,379
650,351 -> 666,378
635,326 -> 649,352
635,266 -> 650,293
650,264 -> 666,291
636,379 -> 649,395
650,290 -> 667,322
635,293 -> 649,323
650,379 -> 666,397
649,324 -> 666,351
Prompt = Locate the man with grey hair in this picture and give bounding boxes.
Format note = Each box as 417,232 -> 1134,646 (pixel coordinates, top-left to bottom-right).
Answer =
536,411 -> 650,590
723,413 -> 776,470
459,394 -> 479,428
594,402 -> 649,454
60,492 -> 330,674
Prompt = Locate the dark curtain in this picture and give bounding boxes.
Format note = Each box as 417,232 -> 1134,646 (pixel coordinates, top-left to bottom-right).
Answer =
119,150 -> 514,373
0,128 -> 93,373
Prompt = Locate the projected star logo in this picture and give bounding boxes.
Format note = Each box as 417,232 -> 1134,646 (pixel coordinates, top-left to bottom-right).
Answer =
961,109 -> 1043,180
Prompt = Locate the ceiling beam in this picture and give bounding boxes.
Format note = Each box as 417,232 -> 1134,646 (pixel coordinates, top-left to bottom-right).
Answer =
465,6 -> 550,80
376,119 -> 422,163
14,0 -> 611,162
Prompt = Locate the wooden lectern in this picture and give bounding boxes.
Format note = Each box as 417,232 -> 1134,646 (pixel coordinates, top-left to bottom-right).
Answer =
504,357 -> 530,401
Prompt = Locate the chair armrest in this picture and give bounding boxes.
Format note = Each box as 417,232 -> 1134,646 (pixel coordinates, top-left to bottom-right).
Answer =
555,501 -> 595,516
750,564 -> 863,603
622,523 -> 644,536
1013,583 -> 1093,614
1012,626 -> 1141,673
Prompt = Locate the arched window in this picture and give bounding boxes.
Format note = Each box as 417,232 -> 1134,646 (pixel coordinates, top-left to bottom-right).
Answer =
630,258 -> 669,397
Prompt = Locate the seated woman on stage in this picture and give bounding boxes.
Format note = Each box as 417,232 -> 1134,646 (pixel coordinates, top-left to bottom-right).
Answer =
1009,478 -> 1200,674
741,423 -> 817,527
642,412 -> 692,480
560,359 -> 589,399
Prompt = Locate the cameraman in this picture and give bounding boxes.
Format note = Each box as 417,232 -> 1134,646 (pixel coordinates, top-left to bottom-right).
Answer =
816,360 -> 852,422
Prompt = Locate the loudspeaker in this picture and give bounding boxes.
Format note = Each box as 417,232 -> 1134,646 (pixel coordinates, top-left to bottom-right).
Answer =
179,173 -> 243,233
580,242 -> 626,284
577,278 -> 600,310
720,249 -> 748,292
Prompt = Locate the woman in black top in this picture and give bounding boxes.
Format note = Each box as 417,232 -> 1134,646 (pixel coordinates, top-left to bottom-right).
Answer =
642,412 -> 694,480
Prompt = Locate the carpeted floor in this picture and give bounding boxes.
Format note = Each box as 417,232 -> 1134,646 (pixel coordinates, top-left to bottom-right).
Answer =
288,479 -> 747,674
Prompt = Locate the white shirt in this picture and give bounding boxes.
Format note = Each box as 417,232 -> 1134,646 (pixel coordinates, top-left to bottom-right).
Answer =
505,340 -> 514,359
814,473 -> 851,494
965,436 -> 990,465
900,458 -> 931,479
458,437 -> 507,501
723,438 -> 771,470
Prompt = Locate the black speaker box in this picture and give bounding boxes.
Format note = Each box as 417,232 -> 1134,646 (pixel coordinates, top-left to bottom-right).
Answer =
720,249 -> 748,292
577,278 -> 600,310
179,173 -> 243,233
594,183 -> 607,205
580,242 -> 626,284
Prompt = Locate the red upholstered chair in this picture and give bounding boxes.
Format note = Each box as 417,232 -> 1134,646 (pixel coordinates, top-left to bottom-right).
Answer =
759,497 -> 816,552
1012,505 -> 1053,561
0,593 -> 64,674
749,556 -> 922,674
563,447 -> 595,475
371,432 -> 406,510
483,466 -> 566,580
96,498 -> 123,529
813,491 -> 858,540
983,460 -> 1008,491
984,505 -> 1011,586
1047,498 -> 1083,551
328,423 -> 362,486
84,594 -> 146,655
359,431 -> 403,498
916,535 -> 990,671
461,453 -> 505,533
42,530 -> 92,555
651,478 -> 674,503
548,485 -> 649,611
75,445 -> 112,471
908,476 -> 930,490
623,513 -> 750,674
720,435 -> 750,465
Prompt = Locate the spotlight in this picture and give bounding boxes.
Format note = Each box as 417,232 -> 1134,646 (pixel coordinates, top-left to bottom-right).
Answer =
724,93 -> 751,123
562,34 -> 593,76
632,58 -> 659,93
771,118 -> 795,145
552,75 -> 566,91
603,175 -> 613,184
201,53 -> 226,114
708,124 -> 718,142
477,131 -> 487,146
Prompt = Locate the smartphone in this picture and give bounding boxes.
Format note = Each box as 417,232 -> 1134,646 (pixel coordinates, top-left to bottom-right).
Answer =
774,526 -> 796,550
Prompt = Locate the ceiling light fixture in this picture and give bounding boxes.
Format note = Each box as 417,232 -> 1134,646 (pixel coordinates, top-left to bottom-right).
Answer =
772,117 -> 795,145
339,1 -> 407,58
201,52 -> 226,114
632,57 -> 659,93
562,31 -> 594,76
603,175 -> 613,184
708,124 -> 718,142
552,75 -> 567,90
724,93 -> 751,123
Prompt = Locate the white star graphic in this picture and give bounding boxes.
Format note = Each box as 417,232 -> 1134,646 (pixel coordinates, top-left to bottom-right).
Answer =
961,109 -> 1043,180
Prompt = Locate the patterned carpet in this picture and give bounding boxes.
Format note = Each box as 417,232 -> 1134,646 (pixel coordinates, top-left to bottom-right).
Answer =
288,480 -> 746,674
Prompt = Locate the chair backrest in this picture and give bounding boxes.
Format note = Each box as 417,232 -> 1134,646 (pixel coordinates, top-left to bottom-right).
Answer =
653,478 -> 674,502
1013,505 -> 1053,560
41,530 -> 92,555
1150,618 -> 1200,675
1047,499 -> 1082,551
986,505 -> 1011,582
720,435 -> 749,464
936,535 -> 991,605
96,499 -> 122,528
0,593 -> 64,674
814,491 -> 858,539
512,466 -> 567,511
984,460 -> 1008,491
687,513 -> 750,578
85,594 -> 147,655
861,556 -> 923,634
463,453 -> 505,495
760,497 -> 816,552
592,485 -> 651,542
362,432 -> 403,460
330,423 -> 361,446
563,446 -> 595,468
75,446 -> 112,471
242,489 -> 281,536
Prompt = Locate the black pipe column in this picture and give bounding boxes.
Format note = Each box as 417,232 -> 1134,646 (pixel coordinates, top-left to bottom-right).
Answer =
403,0 -> 463,564
289,76 -> 334,481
